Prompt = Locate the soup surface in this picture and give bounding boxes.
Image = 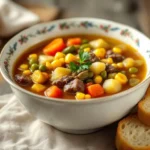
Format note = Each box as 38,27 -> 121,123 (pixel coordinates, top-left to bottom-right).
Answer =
13,34 -> 147,100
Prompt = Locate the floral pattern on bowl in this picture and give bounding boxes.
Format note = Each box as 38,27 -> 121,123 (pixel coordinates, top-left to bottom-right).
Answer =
3,20 -> 141,76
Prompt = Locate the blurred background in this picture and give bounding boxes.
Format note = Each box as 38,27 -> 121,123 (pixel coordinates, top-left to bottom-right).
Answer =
0,0 -> 150,51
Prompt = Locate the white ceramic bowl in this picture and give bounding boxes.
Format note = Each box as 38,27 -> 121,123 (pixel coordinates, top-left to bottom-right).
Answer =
1,18 -> 150,134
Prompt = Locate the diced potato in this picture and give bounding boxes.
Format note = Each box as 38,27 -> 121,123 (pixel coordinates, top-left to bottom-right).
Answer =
90,62 -> 106,75
31,70 -> 48,84
31,83 -> 46,92
39,55 -> 54,64
103,79 -> 122,94
51,67 -> 71,81
93,48 -> 106,58
123,58 -> 135,68
90,39 -> 109,49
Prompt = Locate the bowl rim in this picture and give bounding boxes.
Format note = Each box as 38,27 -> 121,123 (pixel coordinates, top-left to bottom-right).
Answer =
1,17 -> 150,104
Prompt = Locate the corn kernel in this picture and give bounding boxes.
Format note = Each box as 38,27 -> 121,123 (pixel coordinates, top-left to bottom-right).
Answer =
113,47 -> 122,54
85,94 -> 91,99
117,62 -> 124,68
84,47 -> 90,52
131,74 -> 137,78
115,73 -> 128,84
94,75 -> 103,84
75,92 -> 85,100
31,83 -> 46,93
101,59 -> 108,63
23,70 -> 31,76
107,58 -> 113,64
51,60 -> 62,69
59,58 -> 65,65
65,53 -> 77,64
45,61 -> 52,70
28,54 -> 38,60
54,52 -> 65,59
31,70 -> 48,84
93,48 -> 106,58
111,63 -> 117,68
19,64 -> 28,70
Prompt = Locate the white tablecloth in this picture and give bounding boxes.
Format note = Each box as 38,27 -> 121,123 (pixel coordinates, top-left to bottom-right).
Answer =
0,78 -> 116,150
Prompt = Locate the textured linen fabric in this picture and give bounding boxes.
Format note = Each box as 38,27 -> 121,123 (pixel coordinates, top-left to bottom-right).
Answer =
0,92 -> 116,150
0,0 -> 39,37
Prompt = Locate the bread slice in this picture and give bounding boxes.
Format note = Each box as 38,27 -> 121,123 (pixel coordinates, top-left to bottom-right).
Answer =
116,115 -> 150,150
138,87 -> 150,126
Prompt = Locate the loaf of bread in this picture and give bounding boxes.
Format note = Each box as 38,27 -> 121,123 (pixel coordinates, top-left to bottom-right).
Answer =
138,87 -> 150,126
116,115 -> 150,150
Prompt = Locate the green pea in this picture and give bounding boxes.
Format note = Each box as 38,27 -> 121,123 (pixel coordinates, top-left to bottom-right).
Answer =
86,79 -> 93,83
129,78 -> 140,86
30,64 -> 39,72
108,73 -> 117,79
100,70 -> 107,79
88,71 -> 94,78
81,39 -> 89,44
63,46 -> 76,54
80,44 -> 91,50
129,67 -> 138,74
39,64 -> 47,72
29,58 -> 37,65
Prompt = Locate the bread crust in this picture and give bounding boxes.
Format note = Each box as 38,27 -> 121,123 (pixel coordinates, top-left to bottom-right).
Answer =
116,115 -> 150,150
138,100 -> 150,126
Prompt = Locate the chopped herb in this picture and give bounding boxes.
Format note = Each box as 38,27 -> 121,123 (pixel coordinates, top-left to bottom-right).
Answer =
79,50 -> 90,64
69,62 -> 79,72
69,50 -> 91,72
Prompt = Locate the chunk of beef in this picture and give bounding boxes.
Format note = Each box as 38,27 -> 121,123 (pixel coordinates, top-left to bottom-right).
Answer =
64,79 -> 85,93
89,52 -> 100,62
15,74 -> 32,86
105,50 -> 124,62
106,64 -> 119,73
52,75 -> 75,88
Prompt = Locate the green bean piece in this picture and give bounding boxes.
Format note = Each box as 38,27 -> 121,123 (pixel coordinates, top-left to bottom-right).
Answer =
120,71 -> 126,75
88,71 -> 94,78
129,78 -> 140,86
74,45 -> 80,49
108,73 -> 117,79
63,46 -> 76,54
81,39 -> 89,44
30,64 -> 39,72
80,44 -> 91,50
129,67 -> 138,74
86,79 -> 93,83
29,58 -> 37,65
100,70 -> 107,79
77,70 -> 89,80
39,64 -> 47,72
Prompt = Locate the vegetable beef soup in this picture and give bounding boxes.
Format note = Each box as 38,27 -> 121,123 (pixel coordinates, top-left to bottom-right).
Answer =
13,35 -> 147,100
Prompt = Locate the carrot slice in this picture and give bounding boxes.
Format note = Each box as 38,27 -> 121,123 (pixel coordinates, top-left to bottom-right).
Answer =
45,85 -> 63,98
87,84 -> 104,97
43,38 -> 66,56
67,38 -> 81,46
